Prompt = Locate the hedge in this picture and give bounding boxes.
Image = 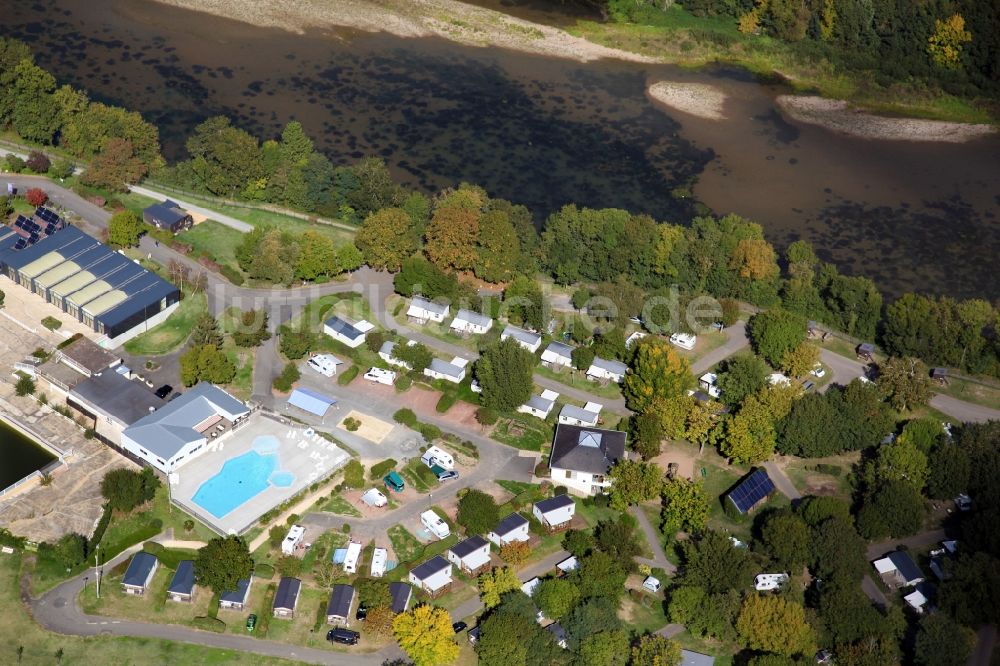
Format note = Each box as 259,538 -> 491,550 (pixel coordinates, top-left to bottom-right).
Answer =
418,423 -> 442,442
87,503 -> 113,550
193,616 -> 227,633
393,408 -> 417,426
57,333 -> 83,350
219,265 -> 245,285
338,365 -> 359,386
395,375 -> 413,392
435,394 -> 456,413
369,459 -> 398,480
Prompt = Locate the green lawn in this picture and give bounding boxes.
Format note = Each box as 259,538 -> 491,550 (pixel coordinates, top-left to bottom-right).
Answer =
932,376 -> 1000,411
321,494 -> 362,517
222,341 -> 255,401
400,458 -> 437,493
175,221 -> 244,273
2,552 -> 298,665
534,364 -> 624,399
123,290 -> 207,356
387,525 -> 424,564
490,414 -> 552,452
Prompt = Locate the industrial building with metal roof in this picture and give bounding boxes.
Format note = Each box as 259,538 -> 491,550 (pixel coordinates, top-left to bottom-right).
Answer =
0,214 -> 180,346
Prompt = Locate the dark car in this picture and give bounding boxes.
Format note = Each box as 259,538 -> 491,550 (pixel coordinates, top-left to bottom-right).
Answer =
327,628 -> 360,645
452,621 -> 468,634
154,384 -> 173,399
437,470 -> 460,482
356,603 -> 368,621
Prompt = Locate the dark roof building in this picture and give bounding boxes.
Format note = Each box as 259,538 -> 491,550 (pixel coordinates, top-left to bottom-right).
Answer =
219,577 -> 252,608
727,468 -> 775,514
273,577 -> 301,615
389,582 -> 412,614
493,513 -> 528,538
549,424 -> 626,475
122,552 -> 158,591
680,649 -> 716,666
410,555 -> 450,581
167,560 -> 196,599
54,335 -> 120,377
450,535 -> 489,559
69,371 -> 164,428
534,494 -> 575,515
142,200 -> 193,233
0,221 -> 180,344
326,584 -> 355,622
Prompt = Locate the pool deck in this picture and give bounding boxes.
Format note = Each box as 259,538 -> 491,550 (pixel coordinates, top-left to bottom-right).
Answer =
170,412 -> 350,535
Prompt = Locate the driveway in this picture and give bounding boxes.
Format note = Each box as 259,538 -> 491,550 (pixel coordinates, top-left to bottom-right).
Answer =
630,506 -> 676,574
763,461 -> 802,501
690,322 -> 749,375
969,625 -> 997,666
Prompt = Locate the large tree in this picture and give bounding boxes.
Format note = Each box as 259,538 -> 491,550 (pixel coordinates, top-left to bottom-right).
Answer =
661,477 -> 710,536
631,635 -> 682,666
736,594 -> 816,657
475,209 -> 520,283
607,459 -> 662,511
478,567 -> 521,609
759,510 -> 811,570
185,116 -> 265,197
100,467 -> 159,513
392,605 -> 459,666
677,531 -> 755,594
877,356 -> 932,411
179,344 -> 236,386
355,207 -> 419,272
424,189 -> 482,272
748,309 -> 807,367
456,489 -> 500,536
107,211 -> 144,248
623,338 -> 694,414
194,536 -> 254,594
857,479 -> 926,539
504,276 -> 547,332
534,577 -> 580,620
914,613 -> 975,666
717,354 -> 769,405
722,391 -> 778,464
231,310 -> 271,348
475,337 -> 535,413
80,138 -> 147,191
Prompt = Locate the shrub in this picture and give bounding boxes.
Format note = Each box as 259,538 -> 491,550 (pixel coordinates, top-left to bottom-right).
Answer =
272,362 -> 300,392
15,376 -> 35,396
48,158 -> 74,179
219,265 -> 245,285
500,540 -> 531,565
720,298 -> 740,326
343,460 -> 365,488
41,316 -> 62,330
26,151 -> 51,174
436,394 -> 455,413
393,408 -> 417,426
5,154 -> 25,172
343,417 -> 361,432
254,563 -> 275,579
25,188 -> 48,207
369,459 -> 398,480
338,365 -> 359,385
192,616 -> 226,633
276,555 -> 303,578
554,486 -> 568,495
285,513 -> 301,526
395,374 -> 413,392
365,330 -> 386,354
83,428 -> 96,439
57,333 -> 83,349
143,541 -> 165,556
183,519 -> 195,533
534,462 -> 550,477
476,407 -> 498,425
342,523 -> 351,534
418,423 -> 442,442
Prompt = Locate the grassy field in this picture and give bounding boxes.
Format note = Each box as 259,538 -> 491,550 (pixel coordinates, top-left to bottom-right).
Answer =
534,364 -> 624,399
400,458 -> 438,493
175,222 -> 244,273
123,290 -> 207,356
567,5 -> 993,124
1,552 -> 299,666
321,494 -> 362,517
490,414 -> 552,452
387,526 -> 424,564
932,376 -> 1000,410
221,341 -> 255,401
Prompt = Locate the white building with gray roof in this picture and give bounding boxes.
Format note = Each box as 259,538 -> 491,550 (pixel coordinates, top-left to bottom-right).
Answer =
407,297 -> 449,323
501,325 -> 542,353
586,356 -> 628,383
450,309 -> 493,335
540,341 -> 574,368
549,424 -> 626,496
423,357 -> 468,384
120,382 -> 250,473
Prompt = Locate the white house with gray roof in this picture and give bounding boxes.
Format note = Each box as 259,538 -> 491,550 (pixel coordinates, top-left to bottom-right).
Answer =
120,382 -> 250,473
488,512 -> 530,547
423,357 -> 468,384
533,494 -> 576,530
549,424 -> 627,496
447,535 -> 491,575
541,341 -> 574,368
408,556 -> 453,597
681,650 -> 715,666
558,401 -> 602,427
450,309 -> 493,335
517,389 -> 559,420
501,325 -> 542,353
323,315 -> 373,348
586,357 -> 628,383
407,297 -> 449,323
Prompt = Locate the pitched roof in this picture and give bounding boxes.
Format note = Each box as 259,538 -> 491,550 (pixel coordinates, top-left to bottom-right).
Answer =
143,199 -> 188,226
325,315 -> 365,341
727,468 -> 775,514
273,577 -> 301,611
167,560 -> 195,595
542,341 -> 573,359
681,650 -> 716,666
122,383 -> 248,461
122,552 -> 157,587
589,356 -> 628,375
535,493 -> 574,515
452,309 -> 492,328
428,358 -> 464,378
410,297 -> 449,316
69,371 -> 164,426
559,404 -> 599,424
220,577 -> 252,604
389,582 -> 412,614
502,325 -> 541,347
411,555 -> 450,580
524,393 -> 556,413
287,387 -> 336,416
326,584 -> 354,617
550,424 -> 626,475
493,512 -> 528,537
450,535 -> 488,559
887,550 -> 924,583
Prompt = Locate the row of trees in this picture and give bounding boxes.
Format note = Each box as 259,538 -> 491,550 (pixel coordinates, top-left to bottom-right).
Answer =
178,309 -> 269,386
235,225 -> 361,285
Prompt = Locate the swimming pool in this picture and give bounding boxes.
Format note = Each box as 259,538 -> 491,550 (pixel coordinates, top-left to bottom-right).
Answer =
193,450 -> 279,518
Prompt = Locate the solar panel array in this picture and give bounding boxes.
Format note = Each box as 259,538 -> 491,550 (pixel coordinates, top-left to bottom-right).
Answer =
728,468 -> 775,514
8,208 -> 64,250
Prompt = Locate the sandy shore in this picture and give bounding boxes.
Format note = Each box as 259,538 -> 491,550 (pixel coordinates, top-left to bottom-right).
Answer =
777,96 -> 995,143
152,0 -> 656,63
647,82 -> 727,120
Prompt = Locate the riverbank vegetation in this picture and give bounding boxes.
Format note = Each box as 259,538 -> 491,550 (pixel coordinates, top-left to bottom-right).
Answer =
568,0 -> 998,123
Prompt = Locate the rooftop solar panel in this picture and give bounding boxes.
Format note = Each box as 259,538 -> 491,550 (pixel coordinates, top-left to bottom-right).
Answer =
728,468 -> 775,514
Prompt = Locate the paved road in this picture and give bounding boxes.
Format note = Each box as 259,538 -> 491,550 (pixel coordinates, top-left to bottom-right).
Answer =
129,184 -> 252,232
690,322 -> 749,375
630,505 -> 676,574
969,625 -> 997,666
860,575 -> 890,608
763,461 -> 802,501
865,528 -> 948,560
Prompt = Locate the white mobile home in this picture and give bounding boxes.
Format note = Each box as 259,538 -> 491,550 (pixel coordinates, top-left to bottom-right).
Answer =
586,357 -> 628,383
517,389 -> 559,420
533,494 -> 575,531
423,357 -> 467,383
343,541 -> 363,574
421,445 -> 455,470
488,513 -> 530,547
501,325 -> 542,353
407,297 -> 449,323
408,556 -> 453,597
450,309 -> 493,335
540,341 -> 573,369
558,401 -> 602,427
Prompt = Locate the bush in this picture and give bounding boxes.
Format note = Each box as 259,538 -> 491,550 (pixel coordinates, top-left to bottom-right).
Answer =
143,541 -> 165,556
14,376 -> 35,396
720,298 -> 740,326
48,158 -> 74,179
342,523 -> 351,534
272,362 -> 300,392
436,394 -> 456,413
25,187 -> 48,207
418,423 -> 442,442
476,407 -> 498,425
394,408 -> 417,426
343,460 -> 365,489
554,486 -> 568,495
5,154 -> 25,172
41,316 -> 62,330
343,417 -> 361,432
192,616 -> 226,633
183,519 -> 195,533
57,333 -> 83,349
26,151 -> 51,174
365,330 -> 386,354
369,459 -> 398,480
285,513 -> 301,526
338,365 -> 359,385
534,462 -> 550,477
254,563 -> 275,579
219,265 -> 245,285
395,374 -> 412,392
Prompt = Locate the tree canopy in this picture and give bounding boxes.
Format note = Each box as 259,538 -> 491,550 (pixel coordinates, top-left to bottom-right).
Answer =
392,605 -> 459,666
194,536 -> 254,594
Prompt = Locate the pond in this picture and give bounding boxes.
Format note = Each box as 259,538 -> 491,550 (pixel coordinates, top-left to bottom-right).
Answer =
0,419 -> 56,490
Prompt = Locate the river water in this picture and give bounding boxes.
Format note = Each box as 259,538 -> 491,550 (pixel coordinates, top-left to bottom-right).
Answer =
0,420 -> 55,490
3,0 -> 998,300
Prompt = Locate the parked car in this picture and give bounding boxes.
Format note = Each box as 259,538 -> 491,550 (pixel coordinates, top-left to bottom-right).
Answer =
383,471 -> 405,493
154,384 -> 173,399
452,621 -> 468,634
437,470 -> 460,482
327,628 -> 360,645
246,614 -> 257,632
810,364 -> 826,378
802,380 -> 815,391
642,576 -> 661,593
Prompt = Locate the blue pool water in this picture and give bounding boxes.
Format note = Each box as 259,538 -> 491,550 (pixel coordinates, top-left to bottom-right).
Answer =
193,450 -> 278,518
252,435 -> 280,454
269,471 -> 295,487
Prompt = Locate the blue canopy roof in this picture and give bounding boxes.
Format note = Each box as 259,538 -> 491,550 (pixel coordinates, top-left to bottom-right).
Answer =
727,468 -> 775,514
287,387 -> 336,416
